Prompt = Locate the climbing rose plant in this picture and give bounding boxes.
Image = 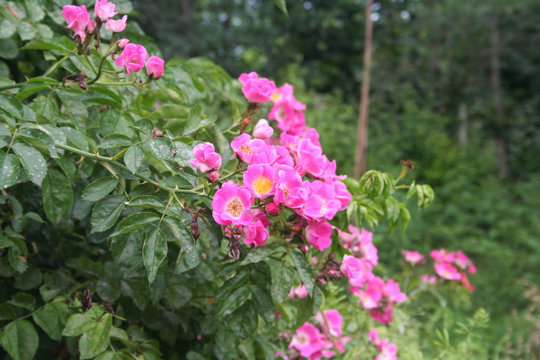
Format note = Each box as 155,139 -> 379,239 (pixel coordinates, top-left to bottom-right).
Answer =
0,1 -> 486,359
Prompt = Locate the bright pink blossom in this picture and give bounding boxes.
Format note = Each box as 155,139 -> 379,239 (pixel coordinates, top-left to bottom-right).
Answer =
434,262 -> 462,280
105,15 -> 127,32
269,84 -> 306,134
231,133 -> 276,164
273,165 -> 305,208
461,274 -> 475,291
190,142 -> 222,173
243,164 -> 275,198
402,250 -> 425,265
62,5 -> 91,41
274,145 -> 295,167
115,44 -> 148,74
367,329 -> 379,343
430,249 -> 455,263
289,284 -> 308,299
145,55 -> 165,79
315,309 -> 343,337
265,202 -> 279,216
238,72 -> 276,103
253,119 -> 274,138
306,220 -> 333,251
289,322 -> 324,358
302,180 -> 342,220
243,219 -> 269,247
332,180 -> 351,210
341,254 -> 372,287
211,181 -> 253,226
94,0 -> 117,22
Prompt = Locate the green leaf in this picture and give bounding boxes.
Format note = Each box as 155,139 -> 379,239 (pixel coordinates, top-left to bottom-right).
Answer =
91,195 -> 126,233
24,0 -> 45,22
0,303 -> 16,320
0,38 -> 18,60
62,314 -> 97,337
241,243 -> 284,265
1,320 -> 39,360
250,285 -> 274,323
289,250 -> 315,296
148,104 -> 189,121
128,195 -> 165,211
111,212 -> 160,237
22,37 -> 74,54
42,169 -> 73,224
8,247 -> 27,273
142,228 -> 168,285
0,18 -> 16,39
98,134 -> 132,149
82,177 -> 118,202
274,0 -> 288,15
79,314 -> 112,359
269,261 -> 293,305
12,143 -> 47,186
17,21 -> 36,41
32,302 -> 69,341
0,151 -> 20,189
7,293 -> 35,311
216,286 -> 251,317
0,93 -> 23,121
124,145 -> 144,173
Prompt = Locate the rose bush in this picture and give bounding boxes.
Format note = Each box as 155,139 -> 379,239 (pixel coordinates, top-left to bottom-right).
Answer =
0,1 -> 488,359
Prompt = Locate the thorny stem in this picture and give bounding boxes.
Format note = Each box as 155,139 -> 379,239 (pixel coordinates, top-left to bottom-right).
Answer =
54,143 -> 203,196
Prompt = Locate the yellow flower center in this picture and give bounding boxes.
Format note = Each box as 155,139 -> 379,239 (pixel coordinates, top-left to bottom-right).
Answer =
226,199 -> 244,218
253,176 -> 273,196
271,92 -> 282,101
240,144 -> 252,154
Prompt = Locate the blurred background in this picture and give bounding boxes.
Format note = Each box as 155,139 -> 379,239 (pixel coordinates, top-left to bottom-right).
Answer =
133,0 -> 540,356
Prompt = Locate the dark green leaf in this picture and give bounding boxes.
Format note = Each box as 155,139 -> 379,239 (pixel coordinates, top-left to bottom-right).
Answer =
7,293 -> 35,311
22,37 -> 74,53
142,228 -> 168,285
0,151 -> 20,189
0,93 -> 23,121
42,169 -> 73,224
32,302 -> 69,341
124,145 -> 144,173
0,38 -> 18,59
91,195 -> 126,233
82,177 -> 118,202
127,195 -> 165,211
0,303 -> 16,320
1,320 -> 39,360
216,286 -> 250,317
98,134 -> 132,149
111,212 -> 160,237
274,0 -> 288,15
12,143 -> 47,186
269,260 -> 293,305
242,243 -> 284,265
250,285 -> 274,323
289,250 -> 315,296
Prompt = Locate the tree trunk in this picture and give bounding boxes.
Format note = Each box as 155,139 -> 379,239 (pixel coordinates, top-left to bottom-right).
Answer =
490,16 -> 508,176
354,0 -> 373,178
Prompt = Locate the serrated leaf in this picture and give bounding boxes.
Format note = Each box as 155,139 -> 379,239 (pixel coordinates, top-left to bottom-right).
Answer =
142,228 -> 167,285
12,143 -> 47,185
32,302 -> 69,341
124,145 -> 144,173
82,177 -> 118,202
216,286 -> 250,317
79,313 -> 112,359
1,320 -> 38,360
0,151 -> 20,189
91,195 -> 126,233
127,195 -> 165,211
289,250 -> 315,296
111,212 -> 160,237
62,314 -> 96,337
42,169 -> 73,224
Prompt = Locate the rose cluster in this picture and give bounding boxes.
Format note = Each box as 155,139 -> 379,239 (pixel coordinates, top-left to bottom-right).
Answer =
280,309 -> 349,360
190,72 -> 351,251
62,0 -> 164,79
367,329 -> 398,360
338,226 -> 407,324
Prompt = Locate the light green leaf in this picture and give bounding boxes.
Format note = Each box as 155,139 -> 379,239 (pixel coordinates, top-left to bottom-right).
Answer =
12,142 -> 47,186
79,313 -> 112,359
142,228 -> 168,285
0,151 -> 20,189
17,21 -> 35,41
32,302 -> 69,341
62,314 -> 97,337
124,145 -> 144,173
24,0 -> 45,22
274,0 -> 288,15
1,320 -> 39,360
42,169 -> 73,224
82,177 -> 118,202
91,195 -> 126,233
0,18 -> 16,39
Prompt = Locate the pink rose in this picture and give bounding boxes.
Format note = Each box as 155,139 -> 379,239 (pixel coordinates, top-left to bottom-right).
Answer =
211,181 -> 253,226
253,119 -> 274,138
145,56 -> 165,79
289,322 -> 324,358
94,0 -> 117,22
238,72 -> 276,103
105,15 -> 127,32
62,5 -> 91,41
208,171 -> 219,182
115,44 -> 148,74
117,38 -> 129,49
243,219 -> 269,247
306,220 -> 333,251
243,164 -> 275,199
190,142 -> 222,173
